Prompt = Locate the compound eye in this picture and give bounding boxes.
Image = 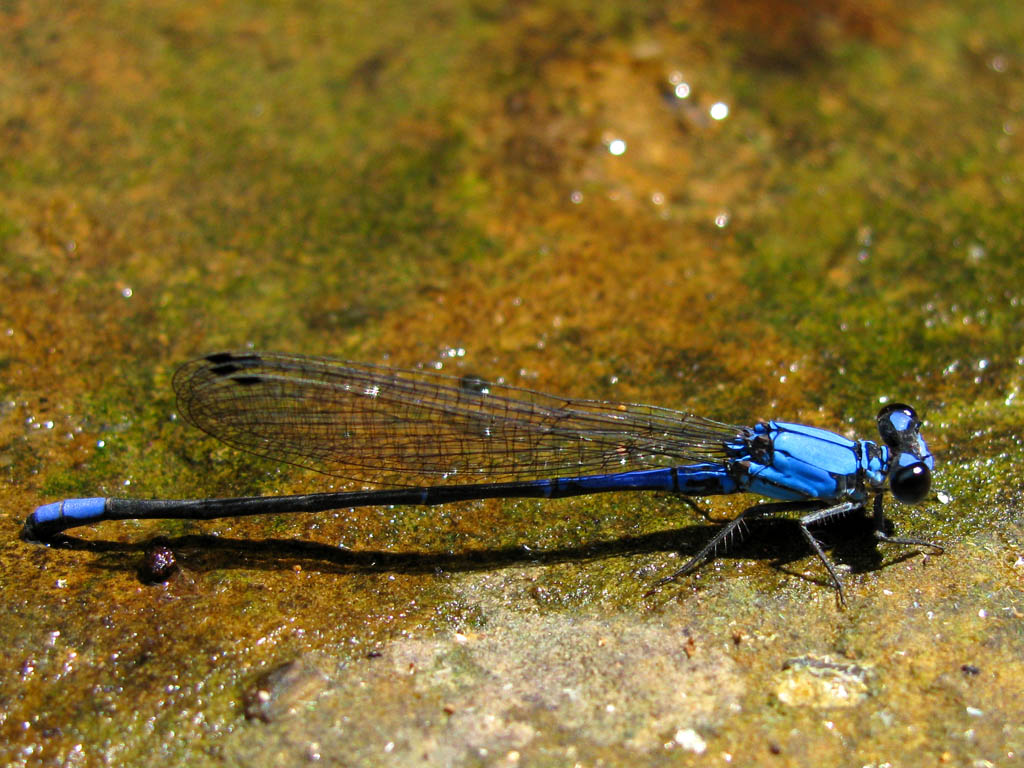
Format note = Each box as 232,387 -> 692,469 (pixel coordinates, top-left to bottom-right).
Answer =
890,461 -> 931,504
877,403 -> 920,449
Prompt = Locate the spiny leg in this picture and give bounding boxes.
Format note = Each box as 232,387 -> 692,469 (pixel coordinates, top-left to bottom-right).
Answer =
795,497 -> 944,605
649,495 -> 942,603
648,500 -> 863,602
646,501 -> 780,595
871,494 -> 944,552
796,500 -> 863,608
795,521 -> 847,608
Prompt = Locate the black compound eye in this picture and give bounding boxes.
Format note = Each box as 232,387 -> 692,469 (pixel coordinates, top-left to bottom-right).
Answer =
877,403 -> 920,449
891,462 -> 931,504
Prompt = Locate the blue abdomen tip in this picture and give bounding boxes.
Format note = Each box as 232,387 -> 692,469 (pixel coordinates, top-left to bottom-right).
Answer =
60,497 -> 108,522
24,497 -> 108,540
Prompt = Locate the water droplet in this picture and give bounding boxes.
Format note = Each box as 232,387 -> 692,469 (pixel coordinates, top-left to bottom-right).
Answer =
459,375 -> 491,395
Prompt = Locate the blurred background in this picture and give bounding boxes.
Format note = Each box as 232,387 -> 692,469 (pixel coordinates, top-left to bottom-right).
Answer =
2,1 -> 1022,765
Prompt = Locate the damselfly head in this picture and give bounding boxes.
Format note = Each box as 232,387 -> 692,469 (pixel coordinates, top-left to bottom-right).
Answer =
876,403 -> 933,503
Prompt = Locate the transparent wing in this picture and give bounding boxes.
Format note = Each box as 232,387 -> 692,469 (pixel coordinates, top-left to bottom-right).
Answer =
173,351 -> 746,487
